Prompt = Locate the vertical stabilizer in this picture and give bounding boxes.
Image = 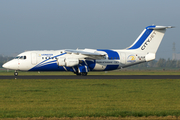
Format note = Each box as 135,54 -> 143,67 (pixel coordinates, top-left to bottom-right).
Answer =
127,25 -> 173,54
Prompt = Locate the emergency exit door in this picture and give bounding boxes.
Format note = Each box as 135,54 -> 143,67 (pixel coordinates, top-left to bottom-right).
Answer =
120,53 -> 126,65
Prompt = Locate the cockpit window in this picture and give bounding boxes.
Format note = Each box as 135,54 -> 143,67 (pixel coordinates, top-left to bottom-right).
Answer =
15,56 -> 27,59
15,56 -> 19,59
19,56 -> 23,59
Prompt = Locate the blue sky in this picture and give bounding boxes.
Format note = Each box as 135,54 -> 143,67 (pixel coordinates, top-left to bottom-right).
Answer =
0,0 -> 179,59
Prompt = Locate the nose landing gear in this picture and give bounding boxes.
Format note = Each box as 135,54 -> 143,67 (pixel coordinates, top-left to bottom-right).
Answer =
14,71 -> 18,76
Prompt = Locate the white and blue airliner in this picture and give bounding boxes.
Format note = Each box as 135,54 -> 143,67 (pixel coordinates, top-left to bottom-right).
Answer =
2,25 -> 173,76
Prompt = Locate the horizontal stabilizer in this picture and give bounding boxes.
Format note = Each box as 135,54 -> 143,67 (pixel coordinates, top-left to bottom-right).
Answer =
148,26 -> 174,30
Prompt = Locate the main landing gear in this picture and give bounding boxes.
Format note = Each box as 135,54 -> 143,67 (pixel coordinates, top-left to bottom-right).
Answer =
81,72 -> 87,76
75,65 -> 89,76
74,72 -> 88,76
14,71 -> 18,76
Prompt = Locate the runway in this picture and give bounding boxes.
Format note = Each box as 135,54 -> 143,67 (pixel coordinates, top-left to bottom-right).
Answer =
0,75 -> 180,79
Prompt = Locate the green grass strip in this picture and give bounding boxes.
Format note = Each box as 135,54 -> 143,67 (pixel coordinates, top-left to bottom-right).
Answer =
0,79 -> 180,118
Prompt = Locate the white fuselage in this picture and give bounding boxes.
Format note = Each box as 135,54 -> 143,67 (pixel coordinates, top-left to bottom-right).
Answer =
3,49 -> 146,72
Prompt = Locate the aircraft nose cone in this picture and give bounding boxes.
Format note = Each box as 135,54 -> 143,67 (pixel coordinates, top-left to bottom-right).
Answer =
2,60 -> 18,70
2,62 -> 9,69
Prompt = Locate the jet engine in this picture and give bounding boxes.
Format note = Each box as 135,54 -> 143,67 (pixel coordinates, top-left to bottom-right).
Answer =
57,58 -> 79,67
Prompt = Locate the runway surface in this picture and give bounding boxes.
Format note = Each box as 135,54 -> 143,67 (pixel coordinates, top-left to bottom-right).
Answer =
0,75 -> 180,79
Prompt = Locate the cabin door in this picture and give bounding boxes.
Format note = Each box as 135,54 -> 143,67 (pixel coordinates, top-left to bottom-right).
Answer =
31,53 -> 37,65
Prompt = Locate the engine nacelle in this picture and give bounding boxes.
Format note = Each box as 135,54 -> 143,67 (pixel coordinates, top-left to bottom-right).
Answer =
57,58 -> 66,66
65,58 -> 79,67
57,58 -> 79,67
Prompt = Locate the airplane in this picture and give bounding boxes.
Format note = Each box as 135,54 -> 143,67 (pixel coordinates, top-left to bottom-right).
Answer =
2,25 -> 173,76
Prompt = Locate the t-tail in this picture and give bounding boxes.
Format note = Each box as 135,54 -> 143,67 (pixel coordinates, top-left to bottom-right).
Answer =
127,25 -> 174,61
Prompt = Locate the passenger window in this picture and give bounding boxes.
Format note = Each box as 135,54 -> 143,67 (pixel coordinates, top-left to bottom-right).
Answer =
42,57 -> 44,59
24,56 -> 26,59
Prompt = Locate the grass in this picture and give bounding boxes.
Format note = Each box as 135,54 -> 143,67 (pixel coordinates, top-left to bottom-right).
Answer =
1,69 -> 180,75
0,79 -> 180,118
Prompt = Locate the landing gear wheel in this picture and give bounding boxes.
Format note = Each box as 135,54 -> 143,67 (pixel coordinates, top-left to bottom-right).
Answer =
76,73 -> 81,76
14,72 -> 18,76
81,72 -> 87,76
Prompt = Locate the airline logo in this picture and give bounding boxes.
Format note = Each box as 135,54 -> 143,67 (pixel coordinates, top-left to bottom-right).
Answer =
141,31 -> 156,50
127,55 -> 136,63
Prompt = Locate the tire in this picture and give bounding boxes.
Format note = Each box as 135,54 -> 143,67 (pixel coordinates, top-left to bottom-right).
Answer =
14,72 -> 18,76
76,73 -> 81,76
81,72 -> 87,76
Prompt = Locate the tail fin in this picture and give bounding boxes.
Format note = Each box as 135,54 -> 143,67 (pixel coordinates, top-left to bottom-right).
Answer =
127,25 -> 173,54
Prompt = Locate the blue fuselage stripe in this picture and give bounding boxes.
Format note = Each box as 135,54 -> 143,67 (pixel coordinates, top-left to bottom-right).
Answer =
29,53 -> 66,71
97,49 -> 120,60
104,65 -> 119,71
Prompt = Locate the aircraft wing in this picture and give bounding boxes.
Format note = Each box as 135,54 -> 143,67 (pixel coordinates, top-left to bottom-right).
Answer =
64,49 -> 106,59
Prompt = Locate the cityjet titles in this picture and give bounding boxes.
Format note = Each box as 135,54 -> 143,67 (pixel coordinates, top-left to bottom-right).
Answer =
141,31 -> 156,50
